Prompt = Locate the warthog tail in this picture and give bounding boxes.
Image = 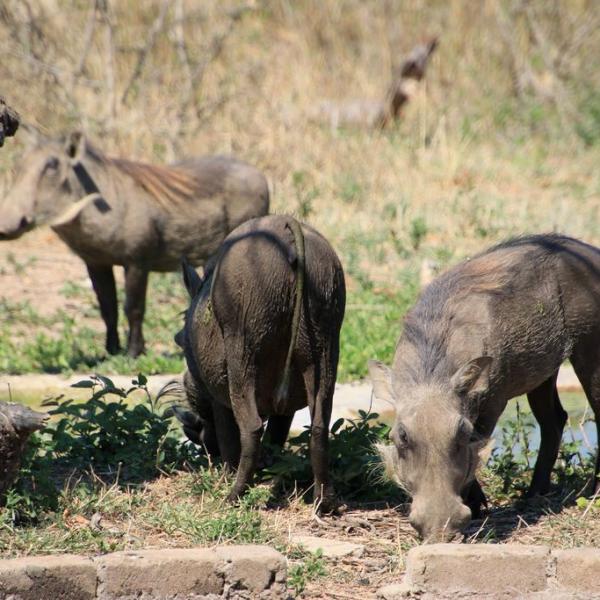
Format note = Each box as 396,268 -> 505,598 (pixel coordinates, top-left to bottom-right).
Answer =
275,217 -> 305,408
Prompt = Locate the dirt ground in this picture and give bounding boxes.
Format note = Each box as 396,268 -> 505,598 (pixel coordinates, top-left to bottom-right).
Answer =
275,497 -> 600,598
0,227 -> 123,319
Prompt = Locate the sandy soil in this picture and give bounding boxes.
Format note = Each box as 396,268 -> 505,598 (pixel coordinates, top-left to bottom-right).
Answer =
0,227 -> 98,315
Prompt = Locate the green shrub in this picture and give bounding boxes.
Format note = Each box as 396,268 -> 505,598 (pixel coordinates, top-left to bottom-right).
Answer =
4,374 -> 203,524
264,410 -> 405,502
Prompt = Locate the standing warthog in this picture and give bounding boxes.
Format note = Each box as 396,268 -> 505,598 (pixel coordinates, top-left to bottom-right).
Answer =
172,215 -> 345,508
0,132 -> 269,356
370,234 -> 600,541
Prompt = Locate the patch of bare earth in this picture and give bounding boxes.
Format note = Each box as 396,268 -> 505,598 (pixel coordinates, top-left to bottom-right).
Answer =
269,502 -> 416,599
0,228 -> 95,317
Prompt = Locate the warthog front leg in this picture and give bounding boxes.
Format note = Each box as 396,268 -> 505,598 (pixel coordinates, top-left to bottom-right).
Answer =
86,263 -> 120,354
264,414 -> 294,448
526,373 -> 566,497
211,401 -> 241,469
462,479 -> 487,518
124,264 -> 148,357
571,345 -> 600,495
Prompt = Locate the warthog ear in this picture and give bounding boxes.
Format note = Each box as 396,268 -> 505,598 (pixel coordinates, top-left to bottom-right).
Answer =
451,356 -> 492,396
65,130 -> 86,161
181,257 -> 202,298
368,360 -> 395,405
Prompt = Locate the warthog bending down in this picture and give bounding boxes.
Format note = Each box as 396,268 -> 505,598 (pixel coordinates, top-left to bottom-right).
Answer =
0,132 -> 269,356
172,215 -> 345,508
370,234 -> 600,541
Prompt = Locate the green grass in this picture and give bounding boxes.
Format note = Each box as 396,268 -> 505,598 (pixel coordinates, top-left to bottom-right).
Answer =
287,548 -> 327,595
338,273 -> 420,381
2,370 -> 599,563
0,273 -> 187,376
1,376 -> 402,558
0,265 -> 420,381
0,375 -> 274,556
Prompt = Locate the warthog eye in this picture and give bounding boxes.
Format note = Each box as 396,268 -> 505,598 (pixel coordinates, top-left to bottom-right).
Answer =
391,424 -> 409,451
45,157 -> 60,172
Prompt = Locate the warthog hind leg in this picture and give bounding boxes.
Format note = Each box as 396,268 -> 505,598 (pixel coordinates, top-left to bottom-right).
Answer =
305,357 -> 336,514
225,363 -> 263,502
526,372 -> 566,497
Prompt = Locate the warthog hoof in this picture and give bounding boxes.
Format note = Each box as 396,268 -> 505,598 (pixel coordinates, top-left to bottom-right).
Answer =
106,338 -> 121,356
313,492 -> 339,516
127,344 -> 145,358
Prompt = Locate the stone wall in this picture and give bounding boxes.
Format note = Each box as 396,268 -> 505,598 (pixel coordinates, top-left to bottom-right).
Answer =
379,543 -> 600,599
0,545 -> 286,600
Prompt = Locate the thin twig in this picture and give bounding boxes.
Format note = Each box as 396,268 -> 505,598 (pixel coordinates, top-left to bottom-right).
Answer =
72,0 -> 99,92
121,0 -> 170,105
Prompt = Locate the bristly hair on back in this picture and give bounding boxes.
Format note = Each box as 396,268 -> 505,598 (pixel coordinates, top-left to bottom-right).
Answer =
83,140 -> 203,209
399,233 -> 574,385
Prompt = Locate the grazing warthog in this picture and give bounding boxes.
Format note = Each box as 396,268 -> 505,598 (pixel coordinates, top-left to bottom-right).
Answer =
172,215 -> 345,508
370,234 -> 600,541
0,132 -> 269,356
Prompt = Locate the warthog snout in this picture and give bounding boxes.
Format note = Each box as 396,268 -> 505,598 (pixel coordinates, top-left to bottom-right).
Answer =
409,497 -> 471,542
173,329 -> 184,348
0,214 -> 32,240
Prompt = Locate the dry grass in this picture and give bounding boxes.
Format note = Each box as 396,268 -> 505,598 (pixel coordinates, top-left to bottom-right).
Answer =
1,0 -> 599,294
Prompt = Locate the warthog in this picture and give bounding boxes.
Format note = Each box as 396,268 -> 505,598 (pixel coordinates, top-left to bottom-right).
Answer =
0,132 -> 269,356
370,234 -> 600,541
312,37 -> 437,129
172,215 -> 345,508
0,97 -> 19,147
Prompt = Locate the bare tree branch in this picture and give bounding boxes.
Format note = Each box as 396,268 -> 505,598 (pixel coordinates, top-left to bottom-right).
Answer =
166,3 -> 257,155
99,1 -> 117,124
121,0 -> 170,105
71,0 -> 99,93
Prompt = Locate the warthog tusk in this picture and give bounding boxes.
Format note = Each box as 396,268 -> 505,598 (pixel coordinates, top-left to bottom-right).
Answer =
50,192 -> 102,227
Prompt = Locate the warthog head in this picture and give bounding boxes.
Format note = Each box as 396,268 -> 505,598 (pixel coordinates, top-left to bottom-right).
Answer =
164,259 -> 221,458
0,131 -> 93,240
160,371 -> 220,458
369,356 -> 491,542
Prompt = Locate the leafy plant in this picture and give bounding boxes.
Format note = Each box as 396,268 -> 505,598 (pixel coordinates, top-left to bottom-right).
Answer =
264,411 -> 405,502
288,548 -> 327,595
4,374 -> 203,524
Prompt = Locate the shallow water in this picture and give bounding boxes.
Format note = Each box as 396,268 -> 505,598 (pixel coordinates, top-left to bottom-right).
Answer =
498,391 -> 597,458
